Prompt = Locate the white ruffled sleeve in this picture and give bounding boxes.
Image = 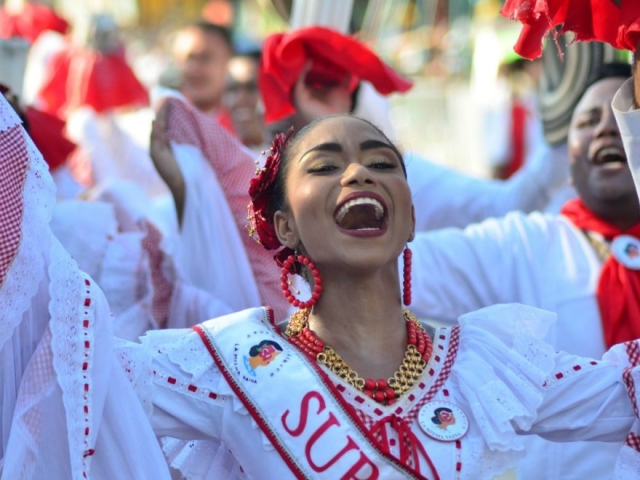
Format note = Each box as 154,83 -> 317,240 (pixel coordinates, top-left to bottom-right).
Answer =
453,304 -> 556,453
453,304 -> 636,450
114,326 -> 246,479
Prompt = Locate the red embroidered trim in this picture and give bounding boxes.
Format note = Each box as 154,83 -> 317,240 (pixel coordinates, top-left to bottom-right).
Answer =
81,277 -> 93,479
543,360 -> 601,388
152,371 -> 221,402
455,439 -> 463,479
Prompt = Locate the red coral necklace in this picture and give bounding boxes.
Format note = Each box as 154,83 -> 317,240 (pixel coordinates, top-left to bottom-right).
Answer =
286,309 -> 433,405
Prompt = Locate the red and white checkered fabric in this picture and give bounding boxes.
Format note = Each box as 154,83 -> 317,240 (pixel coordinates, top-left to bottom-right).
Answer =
624,341 -> 640,417
408,325 -> 460,423
162,98 -> 289,320
141,220 -> 173,329
0,125 -> 29,289
626,431 -> 640,453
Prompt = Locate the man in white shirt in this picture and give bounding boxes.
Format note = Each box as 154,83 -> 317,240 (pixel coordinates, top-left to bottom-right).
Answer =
410,62 -> 638,480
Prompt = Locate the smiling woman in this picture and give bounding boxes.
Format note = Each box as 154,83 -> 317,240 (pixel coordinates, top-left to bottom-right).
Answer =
129,112 -> 640,480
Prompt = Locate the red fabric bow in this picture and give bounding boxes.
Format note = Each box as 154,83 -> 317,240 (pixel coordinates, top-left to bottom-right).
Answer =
561,198 -> 640,348
259,26 -> 413,123
501,0 -> 640,59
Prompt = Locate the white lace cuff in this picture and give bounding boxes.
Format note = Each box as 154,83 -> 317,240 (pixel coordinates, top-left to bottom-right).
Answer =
453,303 -> 556,452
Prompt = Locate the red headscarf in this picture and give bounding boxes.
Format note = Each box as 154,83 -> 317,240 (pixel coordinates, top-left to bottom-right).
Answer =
501,0 -> 640,59
561,198 -> 640,347
0,3 -> 69,43
37,47 -> 149,118
259,26 -> 413,123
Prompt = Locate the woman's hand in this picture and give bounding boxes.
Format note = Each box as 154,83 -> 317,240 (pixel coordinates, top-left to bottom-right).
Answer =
292,62 -> 354,127
150,101 -> 186,226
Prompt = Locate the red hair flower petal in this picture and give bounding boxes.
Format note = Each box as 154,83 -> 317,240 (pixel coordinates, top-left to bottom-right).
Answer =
246,127 -> 295,252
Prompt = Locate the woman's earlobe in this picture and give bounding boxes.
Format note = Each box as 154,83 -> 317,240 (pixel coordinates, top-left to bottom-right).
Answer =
273,210 -> 299,248
408,205 -> 416,242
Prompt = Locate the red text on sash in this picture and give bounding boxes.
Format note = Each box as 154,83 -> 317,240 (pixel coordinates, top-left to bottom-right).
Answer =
281,390 -> 380,479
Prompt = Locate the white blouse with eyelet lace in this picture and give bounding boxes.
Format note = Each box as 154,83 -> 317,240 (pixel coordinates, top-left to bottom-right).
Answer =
116,304 -> 640,480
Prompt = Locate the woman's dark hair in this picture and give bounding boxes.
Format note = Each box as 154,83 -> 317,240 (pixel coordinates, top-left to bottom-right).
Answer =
431,407 -> 453,425
266,114 -> 406,220
249,340 -> 282,357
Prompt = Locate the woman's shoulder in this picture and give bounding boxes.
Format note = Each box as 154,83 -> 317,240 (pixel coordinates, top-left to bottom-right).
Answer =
119,307 -> 271,405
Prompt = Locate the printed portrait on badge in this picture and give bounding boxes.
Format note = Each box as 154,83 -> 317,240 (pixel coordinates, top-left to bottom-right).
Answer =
418,400 -> 469,442
611,235 -> 640,270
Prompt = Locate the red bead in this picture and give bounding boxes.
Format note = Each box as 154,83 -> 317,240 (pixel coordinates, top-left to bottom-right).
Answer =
365,379 -> 376,391
384,388 -> 396,400
374,391 -> 386,402
376,378 -> 388,390
364,389 -> 374,398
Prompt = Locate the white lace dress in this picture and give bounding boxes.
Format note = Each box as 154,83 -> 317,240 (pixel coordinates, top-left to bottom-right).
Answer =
120,304 -> 640,480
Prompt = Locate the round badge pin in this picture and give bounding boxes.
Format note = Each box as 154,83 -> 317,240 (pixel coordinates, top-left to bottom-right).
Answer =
611,235 -> 640,270
418,400 -> 469,442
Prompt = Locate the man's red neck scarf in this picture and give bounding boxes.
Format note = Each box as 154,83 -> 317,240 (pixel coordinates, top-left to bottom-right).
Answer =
561,198 -> 640,348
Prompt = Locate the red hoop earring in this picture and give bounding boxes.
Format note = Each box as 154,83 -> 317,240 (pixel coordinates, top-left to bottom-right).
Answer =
280,254 -> 323,309
403,247 -> 412,306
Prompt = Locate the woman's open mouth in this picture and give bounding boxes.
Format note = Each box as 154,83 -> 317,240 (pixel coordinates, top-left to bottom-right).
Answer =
334,193 -> 388,236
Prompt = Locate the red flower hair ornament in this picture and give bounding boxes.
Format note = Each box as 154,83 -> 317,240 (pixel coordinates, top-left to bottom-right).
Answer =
247,127 -> 295,266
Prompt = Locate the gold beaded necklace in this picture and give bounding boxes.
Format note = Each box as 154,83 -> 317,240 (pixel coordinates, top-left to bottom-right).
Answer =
584,230 -> 611,263
286,309 -> 433,405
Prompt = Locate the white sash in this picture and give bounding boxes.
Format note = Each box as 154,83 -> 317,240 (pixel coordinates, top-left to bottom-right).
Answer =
194,308 -> 424,480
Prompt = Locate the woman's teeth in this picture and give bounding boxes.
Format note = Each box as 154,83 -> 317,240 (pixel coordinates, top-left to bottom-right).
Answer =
335,197 -> 384,223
